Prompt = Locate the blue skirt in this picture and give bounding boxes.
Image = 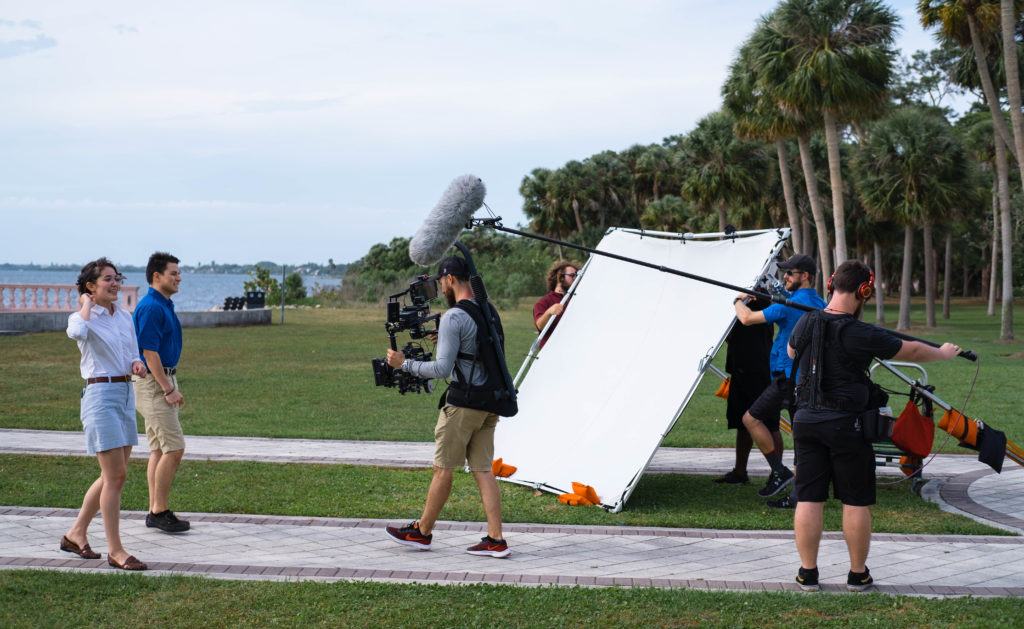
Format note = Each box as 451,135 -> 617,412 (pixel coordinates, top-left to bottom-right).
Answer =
80,382 -> 138,455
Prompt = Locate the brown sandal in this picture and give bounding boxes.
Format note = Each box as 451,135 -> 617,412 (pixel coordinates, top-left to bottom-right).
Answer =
60,535 -> 100,559
107,554 -> 147,571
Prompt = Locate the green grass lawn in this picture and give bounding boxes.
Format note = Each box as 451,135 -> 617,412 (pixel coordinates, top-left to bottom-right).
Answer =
2,571 -> 1021,628
0,300 -> 1020,450
0,454 -> 1004,534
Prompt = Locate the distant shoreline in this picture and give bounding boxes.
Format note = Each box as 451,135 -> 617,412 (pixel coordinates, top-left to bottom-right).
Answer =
0,263 -> 346,278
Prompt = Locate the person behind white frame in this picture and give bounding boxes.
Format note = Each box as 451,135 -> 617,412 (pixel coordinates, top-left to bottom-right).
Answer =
62,257 -> 149,571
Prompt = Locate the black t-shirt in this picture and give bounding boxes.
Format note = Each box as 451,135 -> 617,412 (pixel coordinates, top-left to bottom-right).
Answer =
724,303 -> 773,423
789,311 -> 902,423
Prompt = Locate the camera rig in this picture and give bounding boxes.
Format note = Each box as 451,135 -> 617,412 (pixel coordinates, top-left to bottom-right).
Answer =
371,274 -> 440,394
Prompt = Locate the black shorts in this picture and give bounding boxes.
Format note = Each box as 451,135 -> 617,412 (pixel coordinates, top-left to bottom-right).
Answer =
746,374 -> 791,432
793,415 -> 876,506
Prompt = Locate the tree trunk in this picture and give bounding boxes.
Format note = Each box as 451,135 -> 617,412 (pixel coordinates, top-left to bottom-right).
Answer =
898,225 -> 914,331
969,11 -> 1019,161
1000,165 -> 1016,341
717,204 -> 728,232
822,110 -> 847,266
874,240 -> 885,324
801,200 -> 813,258
1002,0 -> 1024,181
923,219 -> 936,327
962,253 -> 969,298
796,133 -> 833,281
775,139 -> 802,253
943,232 -> 952,320
571,198 -> 584,234
989,187 -> 999,315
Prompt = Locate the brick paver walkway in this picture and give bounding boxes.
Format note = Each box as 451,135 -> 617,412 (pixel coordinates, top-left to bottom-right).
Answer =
2,507 -> 1023,596
3,429 -> 1022,595
2,428 -> 1020,533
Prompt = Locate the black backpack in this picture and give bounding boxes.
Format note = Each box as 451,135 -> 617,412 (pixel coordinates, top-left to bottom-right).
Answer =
441,299 -> 519,417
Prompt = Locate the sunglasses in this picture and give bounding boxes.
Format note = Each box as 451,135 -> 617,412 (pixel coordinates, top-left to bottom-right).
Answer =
561,273 -> 578,279
783,270 -> 806,276
99,274 -> 127,284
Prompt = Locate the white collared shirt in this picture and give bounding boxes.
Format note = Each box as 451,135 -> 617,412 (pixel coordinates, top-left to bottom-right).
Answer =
67,303 -> 140,379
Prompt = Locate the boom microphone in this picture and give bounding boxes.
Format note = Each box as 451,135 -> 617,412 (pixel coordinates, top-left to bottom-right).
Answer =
409,175 -> 486,266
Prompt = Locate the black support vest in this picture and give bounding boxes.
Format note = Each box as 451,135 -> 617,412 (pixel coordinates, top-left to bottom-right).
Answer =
792,310 -> 876,413
441,300 -> 518,417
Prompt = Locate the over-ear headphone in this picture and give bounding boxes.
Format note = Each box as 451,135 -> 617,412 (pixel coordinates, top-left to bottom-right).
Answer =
827,269 -> 875,301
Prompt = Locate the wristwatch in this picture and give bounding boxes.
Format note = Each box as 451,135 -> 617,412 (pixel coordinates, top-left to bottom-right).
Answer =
401,359 -> 410,372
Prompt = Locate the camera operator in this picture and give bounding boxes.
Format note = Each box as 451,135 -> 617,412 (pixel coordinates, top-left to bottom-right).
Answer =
733,254 -> 826,505
787,260 -> 961,592
383,256 -> 511,558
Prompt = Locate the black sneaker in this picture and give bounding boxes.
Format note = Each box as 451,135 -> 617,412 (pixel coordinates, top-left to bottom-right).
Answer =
146,510 -> 190,533
758,468 -> 794,497
713,470 -> 750,484
796,566 -> 820,592
847,568 -> 874,592
385,521 -> 432,551
767,493 -> 795,509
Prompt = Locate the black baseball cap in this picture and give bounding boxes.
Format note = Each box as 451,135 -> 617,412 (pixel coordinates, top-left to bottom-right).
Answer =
433,256 -> 470,280
777,254 -> 816,275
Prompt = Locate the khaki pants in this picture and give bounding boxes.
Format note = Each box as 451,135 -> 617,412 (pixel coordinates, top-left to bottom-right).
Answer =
134,373 -> 185,453
433,404 -> 499,471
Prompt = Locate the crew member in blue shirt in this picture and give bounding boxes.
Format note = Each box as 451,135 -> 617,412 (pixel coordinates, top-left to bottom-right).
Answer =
733,254 -> 826,506
133,251 -> 190,533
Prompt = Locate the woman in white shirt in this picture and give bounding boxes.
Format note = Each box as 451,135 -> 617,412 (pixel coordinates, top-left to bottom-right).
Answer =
63,257 -> 149,571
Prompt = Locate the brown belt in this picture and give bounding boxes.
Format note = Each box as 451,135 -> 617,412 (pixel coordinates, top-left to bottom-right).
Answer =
85,375 -> 131,385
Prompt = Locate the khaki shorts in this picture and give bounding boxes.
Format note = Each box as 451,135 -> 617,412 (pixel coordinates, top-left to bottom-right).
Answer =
434,404 -> 499,471
134,373 -> 186,453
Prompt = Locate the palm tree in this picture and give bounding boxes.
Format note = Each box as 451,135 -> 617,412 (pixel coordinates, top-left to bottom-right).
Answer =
584,151 -> 633,230
547,160 -> 597,235
639,195 -> 708,232
722,36 -> 804,252
521,168 -> 567,239
853,107 -> 973,330
760,0 -> 900,268
679,111 -> 771,232
919,1 -> 1018,157
998,0 -> 1019,339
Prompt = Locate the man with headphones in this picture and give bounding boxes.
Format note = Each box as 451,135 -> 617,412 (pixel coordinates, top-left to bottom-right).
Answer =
786,260 -> 961,592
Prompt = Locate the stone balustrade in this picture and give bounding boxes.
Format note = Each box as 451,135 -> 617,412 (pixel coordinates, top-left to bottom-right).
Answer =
0,284 -> 140,312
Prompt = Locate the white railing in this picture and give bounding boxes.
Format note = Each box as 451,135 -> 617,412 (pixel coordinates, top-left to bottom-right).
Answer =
0,284 -> 140,312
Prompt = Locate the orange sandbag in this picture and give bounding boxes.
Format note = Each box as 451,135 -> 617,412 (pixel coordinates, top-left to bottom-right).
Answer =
939,409 -> 979,447
892,401 -> 934,458
571,482 -> 600,505
491,458 -> 518,478
714,378 -> 731,400
558,482 -> 601,507
558,493 -> 595,506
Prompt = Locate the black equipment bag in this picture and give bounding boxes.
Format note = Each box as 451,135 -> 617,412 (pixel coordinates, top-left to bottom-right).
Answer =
441,299 -> 519,417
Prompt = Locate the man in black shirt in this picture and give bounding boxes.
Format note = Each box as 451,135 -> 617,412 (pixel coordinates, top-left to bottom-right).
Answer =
786,260 -> 961,592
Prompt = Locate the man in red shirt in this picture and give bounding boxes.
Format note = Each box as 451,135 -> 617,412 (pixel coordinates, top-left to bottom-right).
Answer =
533,260 -> 580,348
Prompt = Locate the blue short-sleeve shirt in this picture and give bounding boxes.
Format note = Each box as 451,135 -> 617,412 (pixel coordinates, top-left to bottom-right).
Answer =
761,287 -> 826,377
134,287 -> 182,368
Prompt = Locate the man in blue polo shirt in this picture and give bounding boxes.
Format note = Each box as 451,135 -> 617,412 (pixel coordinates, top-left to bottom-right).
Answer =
133,251 -> 189,533
733,254 -> 826,506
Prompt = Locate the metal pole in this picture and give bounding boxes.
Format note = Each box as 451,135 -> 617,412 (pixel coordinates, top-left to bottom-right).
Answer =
280,264 -> 286,324
470,219 -> 978,362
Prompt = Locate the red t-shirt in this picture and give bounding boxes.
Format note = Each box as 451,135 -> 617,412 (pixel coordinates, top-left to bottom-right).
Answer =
533,290 -> 569,347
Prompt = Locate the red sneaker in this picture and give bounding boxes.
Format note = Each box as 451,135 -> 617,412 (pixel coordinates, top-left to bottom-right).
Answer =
385,521 -> 432,550
466,535 -> 511,558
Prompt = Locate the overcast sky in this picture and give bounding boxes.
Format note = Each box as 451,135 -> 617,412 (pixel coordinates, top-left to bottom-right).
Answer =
1,1 -> 940,266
